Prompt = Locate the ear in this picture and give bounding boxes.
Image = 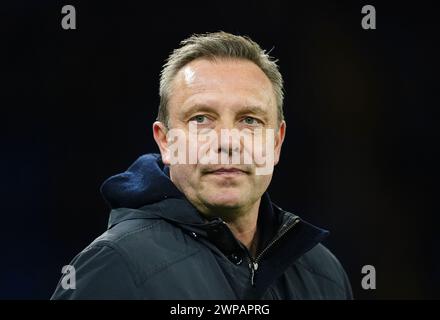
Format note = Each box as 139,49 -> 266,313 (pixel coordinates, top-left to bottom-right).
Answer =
152,121 -> 170,165
273,120 -> 286,166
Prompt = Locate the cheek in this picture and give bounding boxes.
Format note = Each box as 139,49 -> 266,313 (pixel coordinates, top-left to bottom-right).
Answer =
243,130 -> 275,168
252,174 -> 272,191
170,164 -> 198,185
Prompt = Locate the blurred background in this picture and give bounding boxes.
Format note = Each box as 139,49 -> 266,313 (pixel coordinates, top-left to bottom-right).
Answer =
1,0 -> 438,299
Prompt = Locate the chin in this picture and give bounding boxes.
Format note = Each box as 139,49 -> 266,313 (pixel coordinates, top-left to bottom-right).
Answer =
205,192 -> 244,209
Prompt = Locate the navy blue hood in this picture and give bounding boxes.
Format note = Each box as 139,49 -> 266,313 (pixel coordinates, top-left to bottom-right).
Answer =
100,153 -> 184,209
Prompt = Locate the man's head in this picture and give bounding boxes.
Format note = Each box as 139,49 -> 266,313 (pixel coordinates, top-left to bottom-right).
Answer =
153,32 -> 286,220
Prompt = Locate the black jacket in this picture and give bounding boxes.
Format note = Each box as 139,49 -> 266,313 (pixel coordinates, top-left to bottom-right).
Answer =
51,154 -> 352,300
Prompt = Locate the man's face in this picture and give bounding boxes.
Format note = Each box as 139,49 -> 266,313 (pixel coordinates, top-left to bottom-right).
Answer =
154,58 -> 285,218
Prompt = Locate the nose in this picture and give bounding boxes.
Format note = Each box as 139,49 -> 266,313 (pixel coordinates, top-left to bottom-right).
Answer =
218,136 -> 240,157
215,121 -> 241,160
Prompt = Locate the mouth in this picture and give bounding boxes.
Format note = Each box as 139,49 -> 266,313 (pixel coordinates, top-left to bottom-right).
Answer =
205,167 -> 249,176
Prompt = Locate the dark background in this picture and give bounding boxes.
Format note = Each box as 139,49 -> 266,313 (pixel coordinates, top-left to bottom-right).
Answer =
1,0 -> 439,299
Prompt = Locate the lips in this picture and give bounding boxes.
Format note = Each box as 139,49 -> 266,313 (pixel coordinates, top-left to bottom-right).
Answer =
206,167 -> 248,175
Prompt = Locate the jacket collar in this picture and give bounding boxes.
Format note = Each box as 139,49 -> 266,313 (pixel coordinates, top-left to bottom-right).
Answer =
107,192 -> 329,264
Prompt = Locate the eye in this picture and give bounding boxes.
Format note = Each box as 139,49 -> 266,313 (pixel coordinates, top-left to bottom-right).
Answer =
242,116 -> 261,126
190,115 -> 209,124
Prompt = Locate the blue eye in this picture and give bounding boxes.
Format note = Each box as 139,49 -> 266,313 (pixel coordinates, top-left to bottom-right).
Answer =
191,115 -> 207,124
243,117 -> 259,125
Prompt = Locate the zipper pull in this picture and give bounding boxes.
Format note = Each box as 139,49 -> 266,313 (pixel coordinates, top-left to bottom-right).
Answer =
249,261 -> 259,286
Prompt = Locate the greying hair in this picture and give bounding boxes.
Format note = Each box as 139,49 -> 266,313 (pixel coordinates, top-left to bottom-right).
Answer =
158,31 -> 284,126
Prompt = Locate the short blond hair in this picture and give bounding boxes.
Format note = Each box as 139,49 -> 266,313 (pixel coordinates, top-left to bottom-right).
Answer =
158,31 -> 284,125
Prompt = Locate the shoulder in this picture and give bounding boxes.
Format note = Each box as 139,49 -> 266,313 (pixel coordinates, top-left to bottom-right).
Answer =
294,243 -> 353,298
84,216 -> 200,285
297,243 -> 345,280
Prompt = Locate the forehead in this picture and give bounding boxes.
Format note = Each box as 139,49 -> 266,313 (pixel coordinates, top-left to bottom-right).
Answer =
169,58 -> 276,114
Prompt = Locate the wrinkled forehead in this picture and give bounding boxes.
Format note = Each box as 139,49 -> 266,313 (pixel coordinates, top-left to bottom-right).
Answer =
169,58 -> 276,112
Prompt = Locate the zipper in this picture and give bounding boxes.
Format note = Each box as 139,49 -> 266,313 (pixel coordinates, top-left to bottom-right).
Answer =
248,216 -> 300,286
248,260 -> 259,286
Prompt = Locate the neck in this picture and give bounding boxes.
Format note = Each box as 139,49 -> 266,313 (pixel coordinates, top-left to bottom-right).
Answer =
220,199 -> 261,257
226,216 -> 259,257
190,197 -> 261,256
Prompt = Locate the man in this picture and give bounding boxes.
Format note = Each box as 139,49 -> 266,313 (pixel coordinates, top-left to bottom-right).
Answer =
52,32 -> 352,299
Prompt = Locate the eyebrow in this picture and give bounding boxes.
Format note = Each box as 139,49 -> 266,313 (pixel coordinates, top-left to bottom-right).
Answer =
181,104 -> 219,120
235,105 -> 269,119
181,104 -> 269,120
